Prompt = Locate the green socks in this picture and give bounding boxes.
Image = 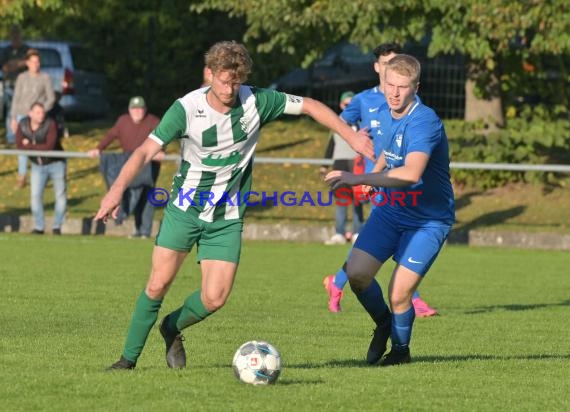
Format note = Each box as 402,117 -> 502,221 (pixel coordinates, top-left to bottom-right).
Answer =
164,290 -> 212,333
122,291 -> 163,363
121,290 -> 212,363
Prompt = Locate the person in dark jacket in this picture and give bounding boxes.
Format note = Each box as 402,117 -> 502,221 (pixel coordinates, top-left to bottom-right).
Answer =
16,101 -> 66,234
88,96 -> 162,238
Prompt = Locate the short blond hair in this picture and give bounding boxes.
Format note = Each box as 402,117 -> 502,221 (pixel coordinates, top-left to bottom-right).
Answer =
385,54 -> 421,86
205,41 -> 252,83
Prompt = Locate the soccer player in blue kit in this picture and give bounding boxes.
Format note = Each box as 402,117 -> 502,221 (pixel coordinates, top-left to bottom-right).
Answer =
323,44 -> 439,317
325,54 -> 455,366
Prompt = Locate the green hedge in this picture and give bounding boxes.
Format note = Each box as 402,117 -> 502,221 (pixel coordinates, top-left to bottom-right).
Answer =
446,106 -> 570,189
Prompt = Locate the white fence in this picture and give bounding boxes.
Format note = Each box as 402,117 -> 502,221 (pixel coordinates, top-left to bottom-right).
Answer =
1,149 -> 570,173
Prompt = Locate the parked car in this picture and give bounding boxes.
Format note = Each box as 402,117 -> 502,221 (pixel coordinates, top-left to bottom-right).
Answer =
0,40 -> 109,119
269,41 -> 466,119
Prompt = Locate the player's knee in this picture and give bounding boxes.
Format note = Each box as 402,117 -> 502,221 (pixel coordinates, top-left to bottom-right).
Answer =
145,280 -> 171,299
346,267 -> 371,292
389,293 -> 412,312
201,291 -> 228,312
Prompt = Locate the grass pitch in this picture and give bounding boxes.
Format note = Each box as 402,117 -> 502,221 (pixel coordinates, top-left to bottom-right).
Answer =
0,234 -> 569,411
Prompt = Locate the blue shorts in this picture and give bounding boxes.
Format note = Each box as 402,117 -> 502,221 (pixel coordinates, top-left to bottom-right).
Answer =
353,210 -> 451,276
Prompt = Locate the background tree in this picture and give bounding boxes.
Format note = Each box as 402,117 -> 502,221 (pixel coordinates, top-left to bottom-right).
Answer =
192,0 -> 570,126
2,0 -> 569,123
1,0 -> 254,116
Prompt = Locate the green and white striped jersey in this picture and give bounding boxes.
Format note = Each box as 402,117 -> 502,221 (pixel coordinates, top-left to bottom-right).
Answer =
149,86 -> 303,222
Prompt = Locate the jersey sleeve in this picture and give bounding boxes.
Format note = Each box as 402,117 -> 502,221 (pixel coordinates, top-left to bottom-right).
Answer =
149,100 -> 187,146
253,88 -> 303,124
406,113 -> 442,156
340,93 -> 362,125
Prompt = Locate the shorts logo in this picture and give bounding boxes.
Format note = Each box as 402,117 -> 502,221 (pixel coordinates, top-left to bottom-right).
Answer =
407,257 -> 423,264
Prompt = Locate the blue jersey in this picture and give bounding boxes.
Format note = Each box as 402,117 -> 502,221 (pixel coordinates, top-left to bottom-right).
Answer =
374,97 -> 455,226
340,86 -> 385,172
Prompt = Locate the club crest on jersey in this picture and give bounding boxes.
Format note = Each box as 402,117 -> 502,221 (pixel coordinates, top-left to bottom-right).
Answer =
239,116 -> 250,133
395,133 -> 403,148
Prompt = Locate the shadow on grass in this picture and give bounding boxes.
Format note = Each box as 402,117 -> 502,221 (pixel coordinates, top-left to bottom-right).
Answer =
0,166 -> 17,177
284,359 -> 370,369
69,164 -> 100,180
256,137 -> 312,154
454,190 -> 483,211
198,351 -> 570,377
275,353 -> 570,369
465,299 -> 570,314
413,353 -> 570,363
274,378 -> 325,385
449,205 -> 527,244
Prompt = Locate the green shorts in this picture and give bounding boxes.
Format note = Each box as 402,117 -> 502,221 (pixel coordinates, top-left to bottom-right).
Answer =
155,206 -> 243,263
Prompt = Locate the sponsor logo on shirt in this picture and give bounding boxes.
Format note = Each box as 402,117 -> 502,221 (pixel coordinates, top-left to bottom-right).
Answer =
384,150 -> 403,161
195,108 -> 207,118
202,150 -> 242,167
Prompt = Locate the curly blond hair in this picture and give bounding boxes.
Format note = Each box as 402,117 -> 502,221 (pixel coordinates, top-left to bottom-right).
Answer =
205,41 -> 252,83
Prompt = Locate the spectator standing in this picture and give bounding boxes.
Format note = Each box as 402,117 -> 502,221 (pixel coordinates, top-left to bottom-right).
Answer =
0,25 -> 29,146
88,96 -> 161,238
16,102 -> 66,235
10,49 -> 55,189
321,91 -> 364,245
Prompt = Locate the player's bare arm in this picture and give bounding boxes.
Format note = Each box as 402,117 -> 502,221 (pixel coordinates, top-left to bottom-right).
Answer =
301,97 -> 375,161
325,151 -> 429,190
362,152 -> 387,194
94,138 -> 163,222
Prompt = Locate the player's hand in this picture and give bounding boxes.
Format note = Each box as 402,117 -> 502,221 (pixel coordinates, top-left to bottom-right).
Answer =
362,185 -> 374,195
87,149 -> 100,158
94,190 -> 123,223
152,151 -> 166,162
358,127 -> 370,138
350,132 -> 375,162
324,170 -> 358,190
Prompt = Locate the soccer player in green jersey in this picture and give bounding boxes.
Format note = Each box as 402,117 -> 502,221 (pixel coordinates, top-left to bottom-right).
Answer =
96,41 -> 373,370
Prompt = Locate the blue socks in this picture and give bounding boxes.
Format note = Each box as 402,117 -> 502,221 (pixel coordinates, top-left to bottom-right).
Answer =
412,290 -> 420,299
391,305 -> 416,353
354,279 -> 390,325
333,268 -> 349,289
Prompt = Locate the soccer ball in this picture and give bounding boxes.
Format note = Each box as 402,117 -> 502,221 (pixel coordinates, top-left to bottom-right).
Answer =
232,340 -> 282,385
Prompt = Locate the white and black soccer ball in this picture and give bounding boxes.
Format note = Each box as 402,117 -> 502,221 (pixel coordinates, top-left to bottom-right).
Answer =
232,340 -> 282,385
